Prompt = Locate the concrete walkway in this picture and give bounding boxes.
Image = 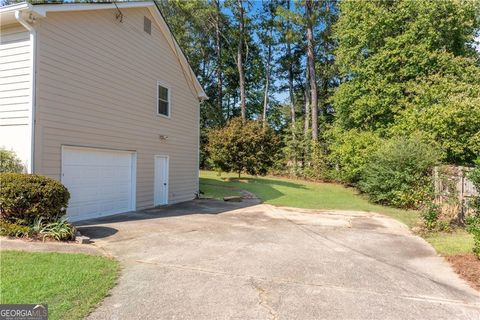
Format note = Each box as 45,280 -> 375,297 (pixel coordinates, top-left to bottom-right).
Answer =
76,200 -> 480,320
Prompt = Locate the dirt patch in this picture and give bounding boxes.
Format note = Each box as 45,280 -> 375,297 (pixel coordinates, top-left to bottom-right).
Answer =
445,254 -> 480,291
223,178 -> 251,183
240,190 -> 258,199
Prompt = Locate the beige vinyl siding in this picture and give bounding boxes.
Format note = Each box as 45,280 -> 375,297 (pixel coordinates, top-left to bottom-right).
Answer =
34,8 -> 200,208
0,23 -> 32,167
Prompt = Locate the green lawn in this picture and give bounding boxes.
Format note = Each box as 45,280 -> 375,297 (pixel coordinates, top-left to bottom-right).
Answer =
200,170 -> 474,255
424,230 -> 475,255
200,170 -> 419,227
0,251 -> 119,320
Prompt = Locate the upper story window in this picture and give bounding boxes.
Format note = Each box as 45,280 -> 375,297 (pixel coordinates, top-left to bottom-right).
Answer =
157,82 -> 170,117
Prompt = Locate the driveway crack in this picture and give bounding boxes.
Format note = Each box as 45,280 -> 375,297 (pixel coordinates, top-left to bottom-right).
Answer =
249,278 -> 278,320
131,259 -> 480,308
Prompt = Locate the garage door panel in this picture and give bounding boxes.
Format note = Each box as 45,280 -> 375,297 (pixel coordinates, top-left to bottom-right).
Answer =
63,149 -> 132,165
62,147 -> 135,221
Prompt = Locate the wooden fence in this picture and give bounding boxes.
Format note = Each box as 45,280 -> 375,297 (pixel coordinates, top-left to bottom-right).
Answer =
433,165 -> 478,223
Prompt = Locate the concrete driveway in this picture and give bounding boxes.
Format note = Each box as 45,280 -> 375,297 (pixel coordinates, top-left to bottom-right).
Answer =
77,199 -> 480,320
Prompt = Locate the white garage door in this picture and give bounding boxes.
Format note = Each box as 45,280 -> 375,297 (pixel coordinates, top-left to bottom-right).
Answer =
62,147 -> 136,221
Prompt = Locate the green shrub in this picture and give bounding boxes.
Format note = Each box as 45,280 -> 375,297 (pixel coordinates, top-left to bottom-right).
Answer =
327,128 -> 381,183
421,203 -> 451,232
0,149 -> 24,173
0,173 -> 70,225
0,221 -> 31,237
40,218 -> 76,241
468,159 -> 480,212
422,203 -> 440,231
466,216 -> 480,258
467,159 -> 480,257
207,118 -> 280,177
1,216 -> 75,241
359,136 -> 440,209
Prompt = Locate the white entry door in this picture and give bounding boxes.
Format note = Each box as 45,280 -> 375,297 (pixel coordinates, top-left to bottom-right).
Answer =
62,146 -> 136,221
154,155 -> 169,206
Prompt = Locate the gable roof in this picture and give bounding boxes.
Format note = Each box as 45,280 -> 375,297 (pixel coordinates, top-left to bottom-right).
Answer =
0,1 -> 207,101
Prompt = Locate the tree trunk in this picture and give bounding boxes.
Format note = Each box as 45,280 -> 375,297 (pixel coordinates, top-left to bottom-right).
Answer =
214,0 -> 223,122
304,65 -> 310,137
306,0 -> 318,140
287,0 -> 295,128
262,67 -> 270,127
303,73 -> 310,169
262,30 -> 272,128
288,52 -> 295,127
237,0 -> 247,121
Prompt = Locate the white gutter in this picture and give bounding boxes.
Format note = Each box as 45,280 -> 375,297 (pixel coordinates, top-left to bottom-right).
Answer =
15,10 -> 36,174
0,2 -> 32,13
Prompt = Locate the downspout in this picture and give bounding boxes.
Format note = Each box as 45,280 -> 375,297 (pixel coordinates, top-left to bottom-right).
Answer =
15,10 -> 36,174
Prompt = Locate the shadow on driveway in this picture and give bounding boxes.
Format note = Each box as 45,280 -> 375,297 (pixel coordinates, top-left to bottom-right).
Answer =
74,198 -> 259,240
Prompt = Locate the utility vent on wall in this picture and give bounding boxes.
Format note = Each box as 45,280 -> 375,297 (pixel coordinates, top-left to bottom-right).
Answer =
144,16 -> 151,35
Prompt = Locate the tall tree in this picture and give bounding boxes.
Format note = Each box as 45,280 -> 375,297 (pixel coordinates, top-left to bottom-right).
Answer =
236,0 -> 247,121
277,1 -> 306,128
304,65 -> 310,137
285,0 -> 296,128
316,0 -> 338,125
214,0 -> 223,121
261,34 -> 272,126
305,0 -> 318,140
259,1 -> 277,127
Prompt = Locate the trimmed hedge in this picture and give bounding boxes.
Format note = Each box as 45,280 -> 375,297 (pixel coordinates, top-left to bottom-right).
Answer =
0,173 -> 70,225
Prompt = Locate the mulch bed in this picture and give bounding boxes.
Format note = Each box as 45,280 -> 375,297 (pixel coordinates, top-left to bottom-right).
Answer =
445,254 -> 480,291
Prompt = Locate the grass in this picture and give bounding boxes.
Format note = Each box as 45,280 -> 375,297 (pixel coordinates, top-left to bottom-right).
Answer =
200,170 -> 419,227
424,230 -> 475,256
0,251 -> 119,320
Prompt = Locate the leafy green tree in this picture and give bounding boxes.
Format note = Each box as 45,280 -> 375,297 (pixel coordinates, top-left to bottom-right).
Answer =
0,149 -> 24,173
332,0 -> 480,164
326,128 -> 381,183
276,0 -> 303,128
207,117 -> 280,177
390,64 -> 480,164
277,0 -> 338,140
257,0 -> 280,126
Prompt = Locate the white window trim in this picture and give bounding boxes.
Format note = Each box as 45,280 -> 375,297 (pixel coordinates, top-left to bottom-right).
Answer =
156,81 -> 171,118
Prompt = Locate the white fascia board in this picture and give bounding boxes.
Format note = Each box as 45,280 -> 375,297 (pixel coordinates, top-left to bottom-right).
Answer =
32,1 -> 154,17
